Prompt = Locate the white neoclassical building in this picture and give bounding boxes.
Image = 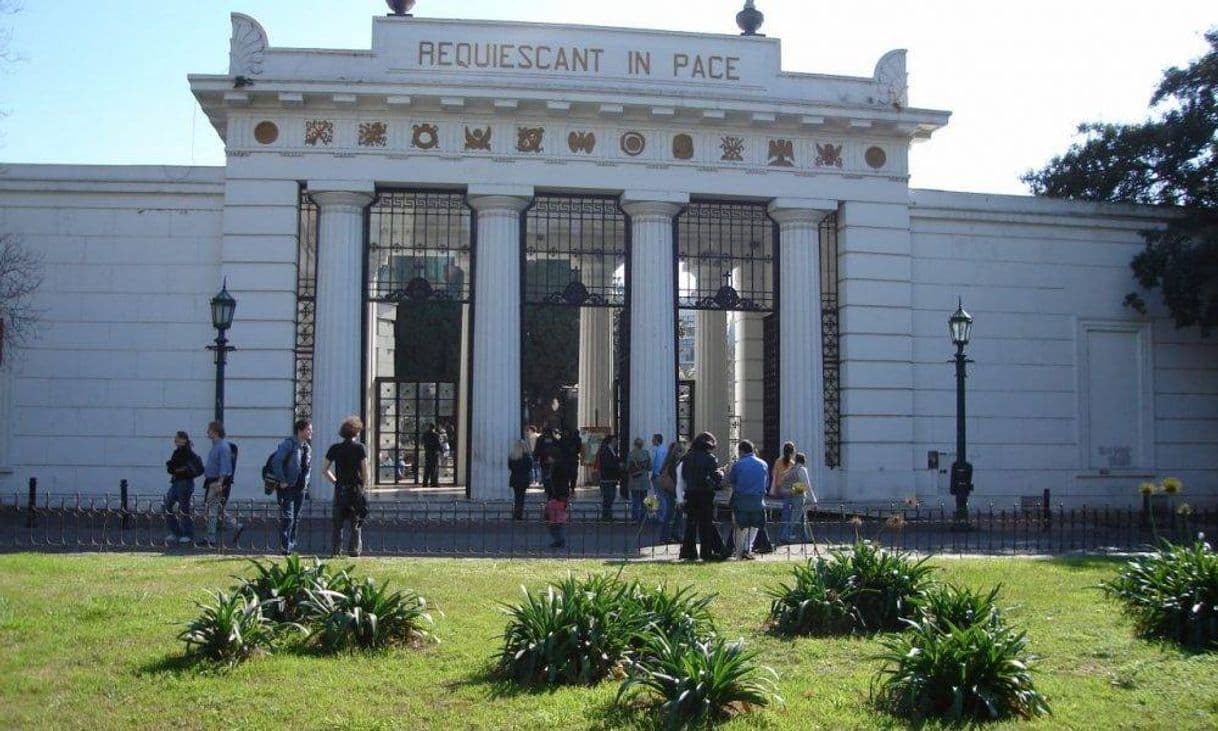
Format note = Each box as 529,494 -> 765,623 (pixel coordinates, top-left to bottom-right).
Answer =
0,8 -> 1214,506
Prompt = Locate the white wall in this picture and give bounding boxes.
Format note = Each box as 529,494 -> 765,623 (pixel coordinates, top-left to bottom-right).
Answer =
0,165 -> 225,497
906,191 -> 1218,508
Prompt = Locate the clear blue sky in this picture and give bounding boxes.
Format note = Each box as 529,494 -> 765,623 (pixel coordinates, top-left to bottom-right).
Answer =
1,0 -> 1214,194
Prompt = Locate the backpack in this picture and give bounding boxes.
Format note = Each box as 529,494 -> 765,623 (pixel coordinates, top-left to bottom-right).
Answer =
261,440 -> 292,495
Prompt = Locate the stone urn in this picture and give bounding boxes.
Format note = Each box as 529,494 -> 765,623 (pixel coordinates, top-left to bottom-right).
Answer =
736,1 -> 764,36
386,0 -> 416,16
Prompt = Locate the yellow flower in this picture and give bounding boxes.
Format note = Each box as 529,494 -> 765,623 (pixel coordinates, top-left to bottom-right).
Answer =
1162,477 -> 1183,495
886,515 -> 907,529
791,482 -> 807,495
1138,482 -> 1156,496
642,494 -> 660,514
1177,503 -> 1193,517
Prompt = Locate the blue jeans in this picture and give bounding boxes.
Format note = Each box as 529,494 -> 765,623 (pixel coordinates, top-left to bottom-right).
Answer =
599,480 -> 617,519
163,479 -> 194,538
277,485 -> 305,552
779,495 -> 809,543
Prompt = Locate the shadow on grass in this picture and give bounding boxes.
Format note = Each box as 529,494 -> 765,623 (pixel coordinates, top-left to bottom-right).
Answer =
1041,554 -> 1127,572
444,663 -> 573,699
137,652 -> 239,676
584,698 -> 658,730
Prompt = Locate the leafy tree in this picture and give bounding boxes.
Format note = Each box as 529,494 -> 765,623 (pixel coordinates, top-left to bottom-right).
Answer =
1023,29 -> 1218,334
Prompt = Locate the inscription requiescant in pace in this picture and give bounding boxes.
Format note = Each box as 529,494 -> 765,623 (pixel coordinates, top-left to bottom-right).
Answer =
416,41 -> 742,81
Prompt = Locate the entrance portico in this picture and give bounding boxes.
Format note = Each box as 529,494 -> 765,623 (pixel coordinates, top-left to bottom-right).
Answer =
192,10 -> 949,503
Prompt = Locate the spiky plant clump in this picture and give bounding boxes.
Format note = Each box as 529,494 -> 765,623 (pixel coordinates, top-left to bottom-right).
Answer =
618,634 -> 780,729
302,574 -> 435,651
872,618 -> 1050,722
236,554 -> 346,623
917,583 -> 1003,632
767,542 -> 936,636
629,582 -> 717,649
1102,539 -> 1218,650
178,591 -> 280,665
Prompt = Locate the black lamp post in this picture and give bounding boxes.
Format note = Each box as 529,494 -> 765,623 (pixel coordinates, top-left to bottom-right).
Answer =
207,280 -> 237,423
948,299 -> 974,526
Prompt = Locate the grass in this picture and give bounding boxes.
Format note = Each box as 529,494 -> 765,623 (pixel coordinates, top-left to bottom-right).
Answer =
1,553 -> 1217,729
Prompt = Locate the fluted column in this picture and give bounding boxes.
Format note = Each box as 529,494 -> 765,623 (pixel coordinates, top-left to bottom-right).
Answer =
309,183 -> 375,500
468,186 -> 532,500
770,199 -> 834,478
623,192 -> 687,446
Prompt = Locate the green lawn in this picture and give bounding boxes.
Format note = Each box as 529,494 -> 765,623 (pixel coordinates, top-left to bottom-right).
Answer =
1,553 -> 1216,729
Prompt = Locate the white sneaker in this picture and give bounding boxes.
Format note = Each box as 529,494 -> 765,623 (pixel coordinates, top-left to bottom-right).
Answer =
164,533 -> 178,544
178,536 -> 192,545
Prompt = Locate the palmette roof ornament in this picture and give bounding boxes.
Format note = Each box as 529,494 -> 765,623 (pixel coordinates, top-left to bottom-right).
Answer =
873,49 -> 908,109
229,13 -> 268,78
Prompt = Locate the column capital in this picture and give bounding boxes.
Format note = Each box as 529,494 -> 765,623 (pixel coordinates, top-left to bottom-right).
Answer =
768,198 -> 836,226
621,191 -> 687,220
307,181 -> 375,210
468,184 -> 533,214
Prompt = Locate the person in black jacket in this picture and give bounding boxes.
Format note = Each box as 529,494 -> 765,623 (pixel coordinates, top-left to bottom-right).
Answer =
422,423 -> 441,487
507,437 -> 534,520
595,434 -> 621,521
676,432 -> 726,561
163,431 -> 203,545
534,427 -> 559,494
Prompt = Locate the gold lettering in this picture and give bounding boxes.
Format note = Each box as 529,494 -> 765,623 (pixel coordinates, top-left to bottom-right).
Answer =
418,41 -> 435,66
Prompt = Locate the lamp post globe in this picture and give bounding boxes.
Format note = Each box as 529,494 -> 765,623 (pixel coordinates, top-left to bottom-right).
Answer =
210,281 -> 237,332
207,281 -> 238,423
949,298 -> 974,528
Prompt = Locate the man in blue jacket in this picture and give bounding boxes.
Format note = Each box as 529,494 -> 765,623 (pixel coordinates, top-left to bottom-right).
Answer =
271,419 -> 313,554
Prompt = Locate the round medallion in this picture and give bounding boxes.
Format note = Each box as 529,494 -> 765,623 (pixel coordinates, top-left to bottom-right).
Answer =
253,121 -> 279,145
672,133 -> 694,160
620,131 -> 647,157
865,146 -> 887,169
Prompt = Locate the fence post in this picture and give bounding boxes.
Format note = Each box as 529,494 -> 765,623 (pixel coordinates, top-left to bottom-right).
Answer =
120,479 -> 130,530
25,477 -> 36,528
1042,488 -> 1051,532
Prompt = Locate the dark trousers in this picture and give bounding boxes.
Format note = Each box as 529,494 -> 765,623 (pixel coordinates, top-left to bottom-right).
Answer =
423,451 -> 439,486
332,484 -> 368,556
163,479 -> 194,538
277,485 -> 305,552
512,486 -> 527,520
680,493 -> 724,561
599,481 -> 617,519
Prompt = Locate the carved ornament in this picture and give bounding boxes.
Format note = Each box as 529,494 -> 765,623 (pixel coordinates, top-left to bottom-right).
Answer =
720,135 -> 745,161
767,139 -> 795,167
620,131 -> 646,157
814,143 -> 843,168
304,120 -> 334,146
229,13 -> 268,78
672,133 -> 694,160
359,122 -> 388,148
464,126 -> 493,151
412,123 -> 440,150
568,131 -> 596,154
517,127 -> 545,153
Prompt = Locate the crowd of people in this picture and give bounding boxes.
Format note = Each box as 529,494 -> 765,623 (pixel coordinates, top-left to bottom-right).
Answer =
162,415 -> 818,561
509,426 -> 818,559
162,415 -> 371,557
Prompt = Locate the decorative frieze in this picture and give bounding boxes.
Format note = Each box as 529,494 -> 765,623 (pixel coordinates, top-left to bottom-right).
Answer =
235,114 -> 902,177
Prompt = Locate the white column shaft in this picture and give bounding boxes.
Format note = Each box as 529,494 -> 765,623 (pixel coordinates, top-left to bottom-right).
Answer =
772,206 -> 830,477
311,189 -> 374,499
468,195 -> 529,500
694,310 -> 730,457
624,201 -> 682,445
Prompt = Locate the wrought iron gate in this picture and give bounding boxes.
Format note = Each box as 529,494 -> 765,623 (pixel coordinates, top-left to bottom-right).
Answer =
374,379 -> 458,485
522,194 -> 628,448
762,314 -> 779,465
677,380 -> 695,444
367,190 -> 472,488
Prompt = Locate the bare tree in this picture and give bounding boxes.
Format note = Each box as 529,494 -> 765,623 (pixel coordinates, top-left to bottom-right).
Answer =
0,234 -> 41,362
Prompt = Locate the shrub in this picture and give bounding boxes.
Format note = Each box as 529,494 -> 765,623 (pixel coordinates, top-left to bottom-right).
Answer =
629,582 -> 716,649
302,574 -> 435,651
1102,539 -> 1218,650
178,591 -> 280,665
917,583 -> 1002,632
872,619 -> 1050,722
237,555 -> 343,623
767,542 -> 935,635
497,574 -> 646,687
618,634 -> 780,729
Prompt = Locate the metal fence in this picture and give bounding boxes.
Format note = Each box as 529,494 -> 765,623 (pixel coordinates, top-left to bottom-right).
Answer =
2,488 -> 1211,559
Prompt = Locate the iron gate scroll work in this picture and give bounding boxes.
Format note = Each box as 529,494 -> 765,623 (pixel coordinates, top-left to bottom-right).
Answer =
294,191 -> 319,421
820,212 -> 841,468
367,190 -> 473,487
522,195 -> 629,444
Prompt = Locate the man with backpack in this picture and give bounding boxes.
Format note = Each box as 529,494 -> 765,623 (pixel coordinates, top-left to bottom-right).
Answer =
201,421 -> 243,547
269,419 -> 313,554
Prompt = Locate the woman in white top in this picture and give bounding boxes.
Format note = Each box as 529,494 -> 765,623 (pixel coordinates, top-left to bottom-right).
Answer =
777,452 -> 817,544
